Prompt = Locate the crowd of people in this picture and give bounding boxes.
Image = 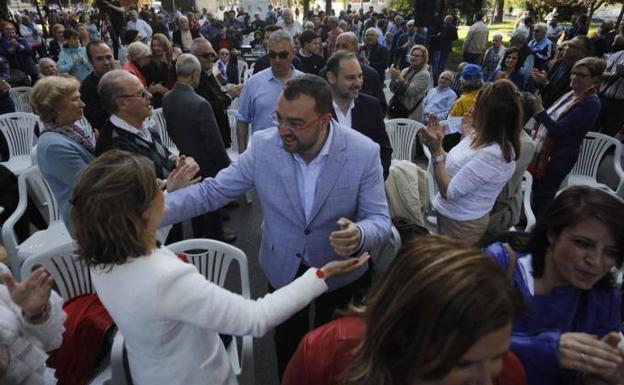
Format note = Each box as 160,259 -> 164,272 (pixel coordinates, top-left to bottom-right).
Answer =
0,3 -> 623,385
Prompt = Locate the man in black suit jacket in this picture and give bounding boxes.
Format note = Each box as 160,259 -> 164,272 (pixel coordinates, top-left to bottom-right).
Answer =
81,41 -> 116,132
363,28 -> 390,81
319,32 -> 387,113
162,54 -> 235,242
326,51 -> 392,179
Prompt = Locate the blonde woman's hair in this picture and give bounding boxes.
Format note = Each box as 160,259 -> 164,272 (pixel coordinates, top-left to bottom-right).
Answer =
127,41 -> 151,63
30,76 -> 80,123
70,150 -> 159,269
345,235 -> 523,385
409,44 -> 429,67
151,33 -> 173,63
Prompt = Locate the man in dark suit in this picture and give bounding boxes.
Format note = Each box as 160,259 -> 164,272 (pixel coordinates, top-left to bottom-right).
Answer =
326,51 -> 392,179
190,38 -> 243,148
363,27 -> 390,81
319,32 -> 387,113
162,54 -> 235,243
81,41 -> 116,132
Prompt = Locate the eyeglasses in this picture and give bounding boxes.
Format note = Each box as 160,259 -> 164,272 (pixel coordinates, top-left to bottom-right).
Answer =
199,52 -> 217,59
269,111 -> 328,131
268,50 -> 290,59
571,71 -> 591,78
117,88 -> 151,99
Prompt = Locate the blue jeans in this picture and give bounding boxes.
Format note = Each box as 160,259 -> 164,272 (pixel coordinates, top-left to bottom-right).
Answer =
438,50 -> 451,74
430,50 -> 441,84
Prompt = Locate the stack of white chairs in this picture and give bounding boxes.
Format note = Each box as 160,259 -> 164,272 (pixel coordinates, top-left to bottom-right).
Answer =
559,132 -> 624,197
9,87 -> 33,113
237,60 -> 249,84
0,112 -> 39,175
167,239 -> 255,385
150,108 -> 179,156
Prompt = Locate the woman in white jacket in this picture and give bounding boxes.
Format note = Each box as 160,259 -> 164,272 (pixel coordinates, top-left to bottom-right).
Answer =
69,150 -> 369,385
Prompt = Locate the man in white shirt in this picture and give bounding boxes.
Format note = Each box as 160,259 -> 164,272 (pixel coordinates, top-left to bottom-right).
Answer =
326,51 -> 392,179
423,70 -> 458,121
276,9 -> 303,36
127,10 -> 153,42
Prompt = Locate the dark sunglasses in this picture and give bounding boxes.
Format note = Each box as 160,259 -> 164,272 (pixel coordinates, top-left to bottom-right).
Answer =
268,50 -> 290,59
199,52 -> 217,59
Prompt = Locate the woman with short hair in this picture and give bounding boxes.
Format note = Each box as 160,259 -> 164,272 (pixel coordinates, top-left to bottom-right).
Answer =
484,186 -> 624,385
420,79 -> 522,243
30,76 -> 94,232
527,56 -> 606,215
488,47 -> 527,91
121,41 -> 151,86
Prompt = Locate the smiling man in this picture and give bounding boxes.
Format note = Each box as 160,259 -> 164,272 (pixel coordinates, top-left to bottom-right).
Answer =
326,51 -> 392,179
162,74 -> 391,378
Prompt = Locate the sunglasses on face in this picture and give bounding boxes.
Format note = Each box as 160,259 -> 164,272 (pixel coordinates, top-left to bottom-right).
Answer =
268,50 -> 290,59
199,52 -> 217,59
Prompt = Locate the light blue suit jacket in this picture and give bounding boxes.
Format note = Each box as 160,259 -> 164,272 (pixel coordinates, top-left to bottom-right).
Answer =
164,122 -> 391,290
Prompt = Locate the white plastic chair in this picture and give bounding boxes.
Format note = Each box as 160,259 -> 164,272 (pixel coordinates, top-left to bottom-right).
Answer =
167,239 -> 254,385
20,241 -> 91,300
1,166 -> 72,279
522,171 -> 536,232
237,60 -> 249,84
560,132 -> 624,197
9,87 -> 33,113
383,79 -> 392,104
0,262 -> 9,274
110,331 -> 132,385
0,112 -> 39,175
150,108 -> 179,156
385,118 -> 424,162
227,109 -> 240,162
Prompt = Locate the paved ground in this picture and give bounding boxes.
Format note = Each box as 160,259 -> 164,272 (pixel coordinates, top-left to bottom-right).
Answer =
221,192 -> 280,385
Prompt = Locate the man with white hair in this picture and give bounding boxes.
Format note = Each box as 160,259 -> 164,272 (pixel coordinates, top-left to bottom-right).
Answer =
528,23 -> 553,70
363,27 -> 390,80
37,57 -> 59,77
126,10 -> 152,41
162,54 -> 234,242
276,9 -> 303,35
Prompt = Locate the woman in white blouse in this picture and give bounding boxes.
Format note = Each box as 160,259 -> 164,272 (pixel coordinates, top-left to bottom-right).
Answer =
69,150 -> 369,385
420,79 -> 522,243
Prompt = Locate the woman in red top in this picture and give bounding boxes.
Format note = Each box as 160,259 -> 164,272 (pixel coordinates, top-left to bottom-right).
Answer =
283,235 -> 527,385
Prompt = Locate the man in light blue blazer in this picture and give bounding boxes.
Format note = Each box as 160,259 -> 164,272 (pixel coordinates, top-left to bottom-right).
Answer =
163,74 -> 391,376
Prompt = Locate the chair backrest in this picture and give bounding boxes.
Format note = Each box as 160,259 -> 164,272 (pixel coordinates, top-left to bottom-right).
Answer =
522,171 -> 536,232
385,118 -> 423,162
166,238 -> 250,298
569,132 -> 620,181
243,66 -> 253,83
150,108 -> 179,156
0,112 -> 39,158
227,109 -> 239,151
9,87 -> 33,113
110,331 -> 133,385
20,241 -> 92,300
238,60 -> 249,84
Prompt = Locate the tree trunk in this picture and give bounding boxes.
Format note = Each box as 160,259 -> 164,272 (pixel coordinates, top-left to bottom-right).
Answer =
34,0 -> 49,39
587,0 -> 605,24
303,0 -> 310,20
616,2 -> 624,30
494,0 -> 504,23
325,0 -> 331,14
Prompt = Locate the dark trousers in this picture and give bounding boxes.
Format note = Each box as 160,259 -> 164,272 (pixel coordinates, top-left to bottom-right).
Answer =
191,209 -> 224,239
269,264 -> 373,379
598,97 -> 624,137
463,51 -> 481,64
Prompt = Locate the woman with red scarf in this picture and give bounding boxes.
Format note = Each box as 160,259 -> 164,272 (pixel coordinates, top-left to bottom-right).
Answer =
527,57 -> 606,215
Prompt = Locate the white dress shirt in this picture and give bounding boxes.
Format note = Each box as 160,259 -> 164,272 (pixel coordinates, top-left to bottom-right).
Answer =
110,114 -> 154,143
332,100 -> 355,128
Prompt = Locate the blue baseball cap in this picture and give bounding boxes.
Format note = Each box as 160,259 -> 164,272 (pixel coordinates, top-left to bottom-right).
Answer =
461,64 -> 483,80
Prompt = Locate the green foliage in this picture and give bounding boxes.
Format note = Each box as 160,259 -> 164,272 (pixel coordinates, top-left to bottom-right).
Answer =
388,0 -> 414,15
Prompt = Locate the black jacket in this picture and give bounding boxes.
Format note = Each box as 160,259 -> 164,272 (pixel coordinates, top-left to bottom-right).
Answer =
162,83 -> 230,178
195,71 -> 233,147
331,93 -> 392,179
80,71 -> 109,131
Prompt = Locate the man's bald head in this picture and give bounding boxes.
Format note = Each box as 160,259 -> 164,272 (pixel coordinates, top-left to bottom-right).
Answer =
335,32 -> 359,53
